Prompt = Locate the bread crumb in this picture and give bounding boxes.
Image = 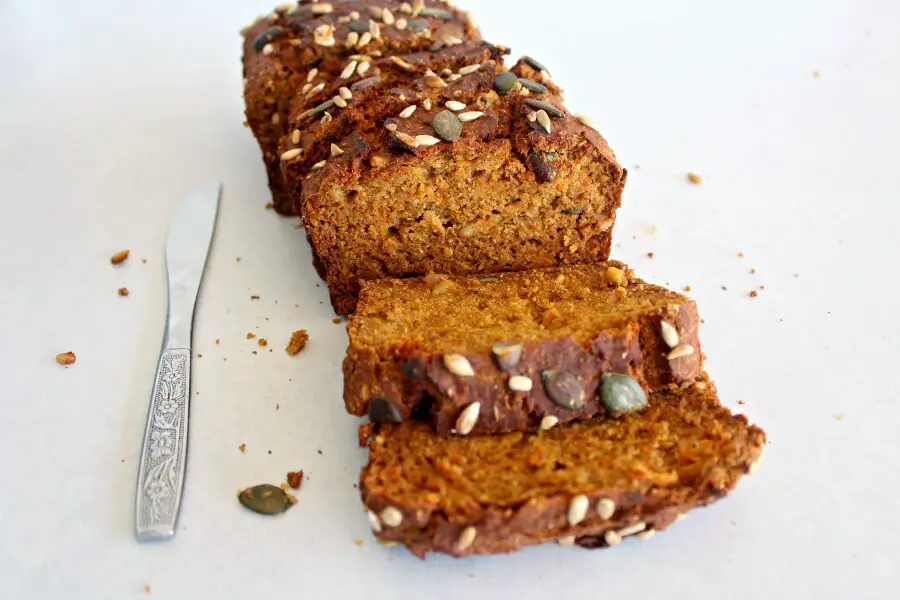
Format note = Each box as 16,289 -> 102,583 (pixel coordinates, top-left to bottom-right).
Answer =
354,539 -> 365,547
279,482 -> 290,492
737,251 -> 744,258
265,203 -> 275,210
258,338 -> 268,347
215,338 -> 220,345
720,286 -> 728,291
141,258 -> 148,264
812,70 -> 820,78
287,470 -> 304,489
749,290 -> 758,298
236,257 -> 242,262
144,584 -> 152,594
250,295 -> 260,300
56,351 -> 76,365
118,287 -> 129,296
835,413 -> 845,421
239,443 -> 246,453
645,224 -> 658,234
110,249 -> 130,264
614,286 -> 628,299
750,268 -> 757,274
793,273 -> 800,278
687,172 -> 702,185
682,285 -> 692,292
197,354 -> 202,358
252,350 -> 258,355
646,252 -> 654,259
267,450 -> 272,455
332,318 -> 343,324
737,399 -> 745,405
286,330 -> 309,355
246,332 -> 256,339
605,266 -> 625,286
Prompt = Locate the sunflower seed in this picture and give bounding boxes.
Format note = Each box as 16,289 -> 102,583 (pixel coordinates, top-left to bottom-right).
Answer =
442,34 -> 463,46
339,86 -> 352,100
399,104 -> 417,118
559,535 -> 576,546
567,495 -> 590,526
252,26 -> 286,52
635,530 -> 655,541
300,82 -> 312,94
262,43 -> 275,56
368,6 -> 383,19
447,73 -> 462,82
604,530 -> 622,546
411,0 -> 424,16
395,132 -> 416,147
291,129 -> 301,144
345,31 -> 359,47
306,68 -> 318,83
526,111 -> 537,122
455,526 -> 476,551
238,484 -> 295,515
310,3 -> 333,14
351,76 -> 380,91
443,353 -> 474,376
390,56 -> 415,71
399,2 -> 413,14
660,321 -> 679,348
596,498 -> 616,520
382,8 -> 395,24
357,31 -> 373,47
518,78 -> 548,95
306,82 -> 325,98
491,342 -> 522,370
445,100 -> 466,111
459,63 -> 481,75
666,344 -> 695,360
425,74 -> 447,88
320,111 -> 332,123
366,509 -> 382,532
600,373 -> 648,414
385,123 -> 397,132
311,160 -> 326,170
536,110 -> 552,135
422,98 -> 432,110
432,110 -> 462,141
368,397 -> 402,423
280,148 -> 302,161
540,415 -> 559,430
455,402 -> 481,435
357,61 -> 371,76
541,370 -> 584,410
395,18 -> 407,30
415,134 -> 441,146
369,20 -> 381,38
599,219 -> 614,231
576,114 -> 597,129
508,375 -> 533,392
493,72 -> 519,95
524,56 -> 551,76
618,522 -> 647,537
340,60 -> 358,79
380,506 -> 403,527
333,95 -> 347,108
458,111 -> 484,122
330,143 -> 344,157
313,23 -> 335,46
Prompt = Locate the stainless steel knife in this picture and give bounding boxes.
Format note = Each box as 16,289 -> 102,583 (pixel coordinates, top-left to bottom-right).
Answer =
135,181 -> 221,541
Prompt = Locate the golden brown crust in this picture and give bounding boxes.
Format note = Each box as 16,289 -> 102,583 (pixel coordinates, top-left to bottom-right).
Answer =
242,1 -> 481,213
360,378 -> 766,558
344,263 -> 702,435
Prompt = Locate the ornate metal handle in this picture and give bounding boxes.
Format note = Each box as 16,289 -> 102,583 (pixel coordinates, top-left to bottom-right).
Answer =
135,348 -> 191,541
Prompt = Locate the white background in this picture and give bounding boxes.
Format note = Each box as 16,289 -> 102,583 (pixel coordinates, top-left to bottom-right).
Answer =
1,0 -> 898,598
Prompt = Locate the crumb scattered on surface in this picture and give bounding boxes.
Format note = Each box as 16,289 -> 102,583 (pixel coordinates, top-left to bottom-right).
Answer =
317,449 -> 323,455
721,286 -> 728,291
267,450 -> 272,455
749,290 -> 758,298
141,258 -> 147,264
682,285 -> 692,292
110,249 -> 130,265
265,202 -> 275,210
286,330 -> 309,355
813,70 -> 820,78
239,443 -> 246,453
246,332 -> 256,339
258,338 -> 268,347
687,172 -> 702,185
144,584 -> 152,595
250,295 -> 260,300
287,470 -> 304,489
118,287 -> 129,296
236,257 -> 242,262
354,539 -> 365,547
793,273 -> 800,278
646,252 -> 654,259
750,268 -> 756,274
759,285 -> 766,290
276,403 -> 280,410
737,252 -> 744,258
252,350 -> 258,355
280,483 -> 290,492
645,224 -> 658,234
56,351 -> 76,365
215,338 -> 220,345
332,318 -> 343,324
197,354 -> 203,358
737,399 -> 745,405
835,413 -> 845,421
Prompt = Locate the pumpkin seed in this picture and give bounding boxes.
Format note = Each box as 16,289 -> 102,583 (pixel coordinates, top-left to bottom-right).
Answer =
523,56 -> 551,76
541,370 -> 585,410
493,72 -> 520,95
348,19 -> 370,33
406,18 -> 430,32
524,99 -> 564,118
238,484 -> 295,515
419,7 -> 454,19
528,149 -> 558,183
561,207 -> 584,216
518,78 -> 548,95
491,342 -> 522,371
369,397 -> 402,423
433,110 -> 462,141
252,26 -> 286,52
600,373 -> 648,414
351,76 -> 381,91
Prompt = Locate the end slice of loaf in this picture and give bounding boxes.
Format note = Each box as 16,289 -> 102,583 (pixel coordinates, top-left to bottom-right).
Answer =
360,379 -> 765,558
344,262 -> 701,435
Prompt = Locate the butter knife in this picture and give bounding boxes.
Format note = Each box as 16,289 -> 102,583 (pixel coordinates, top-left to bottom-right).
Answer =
135,181 -> 221,541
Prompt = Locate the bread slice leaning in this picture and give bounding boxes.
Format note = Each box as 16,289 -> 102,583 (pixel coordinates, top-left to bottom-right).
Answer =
359,378 -> 765,558
345,262 -> 702,436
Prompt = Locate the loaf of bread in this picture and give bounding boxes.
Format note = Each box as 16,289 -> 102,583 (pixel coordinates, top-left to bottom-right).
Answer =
360,378 -> 765,558
345,262 -> 702,435
279,40 -> 625,314
242,1 -> 481,213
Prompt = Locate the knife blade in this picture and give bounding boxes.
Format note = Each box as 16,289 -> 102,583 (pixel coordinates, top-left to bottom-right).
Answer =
135,181 -> 221,541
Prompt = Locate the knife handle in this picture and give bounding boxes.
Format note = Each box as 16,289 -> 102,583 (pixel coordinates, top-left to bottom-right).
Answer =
135,347 -> 191,541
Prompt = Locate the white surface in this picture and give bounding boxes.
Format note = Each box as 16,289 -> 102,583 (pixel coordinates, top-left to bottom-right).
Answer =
1,0 -> 898,598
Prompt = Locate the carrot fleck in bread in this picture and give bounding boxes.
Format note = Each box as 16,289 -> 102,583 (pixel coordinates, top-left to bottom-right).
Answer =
241,1 -> 481,213
344,262 -> 700,435
359,378 -> 765,558
284,41 -> 625,314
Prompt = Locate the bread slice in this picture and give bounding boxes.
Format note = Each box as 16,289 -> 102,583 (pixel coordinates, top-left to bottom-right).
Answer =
344,262 -> 701,435
360,378 -> 765,558
287,43 -> 626,314
241,1 -> 481,213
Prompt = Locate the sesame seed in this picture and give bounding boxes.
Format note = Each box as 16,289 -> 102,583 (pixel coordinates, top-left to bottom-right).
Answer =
310,3 -> 332,14
540,415 -> 559,430
390,56 -> 415,71
382,8 -> 395,25
618,522 -> 647,537
604,530 -> 622,546
458,111 -> 484,122
399,105 -> 417,118
596,498 -> 616,520
395,18 -> 407,30
415,134 -> 441,146
508,375 -> 533,392
567,495 -> 590,526
558,535 -> 576,546
455,402 -> 481,435
345,31 -> 359,47
333,95 -> 348,108
666,344 -> 695,360
443,353 -> 474,376
357,61 -> 371,75
379,506 -> 402,527
358,31 -> 373,47
366,509 -> 382,532
395,132 -> 416,147
341,60 -> 358,79
311,160 -> 326,170
339,87 -> 352,100
280,148 -> 302,161
455,526 -> 476,552
660,321 -> 679,348
536,109 -> 552,134
576,114 -> 597,129
635,530 -> 655,541
291,129 -> 301,144
330,143 -> 344,157
385,123 -> 398,132
422,98 -> 432,110
262,43 -> 275,56
459,63 -> 481,75
425,74 -> 447,88
445,100 -> 466,111
307,68 -> 318,83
